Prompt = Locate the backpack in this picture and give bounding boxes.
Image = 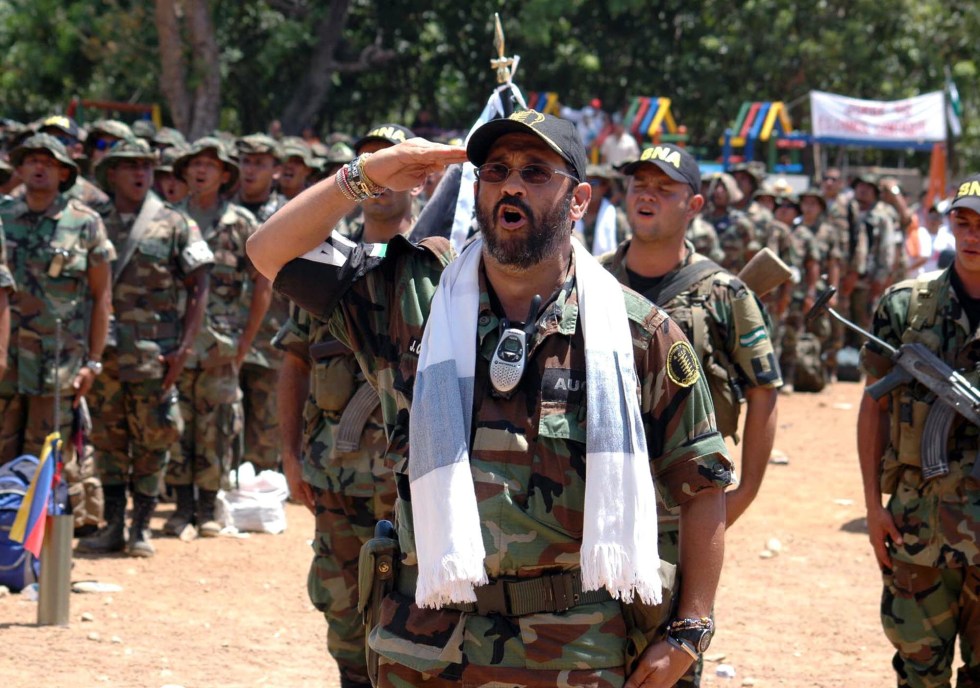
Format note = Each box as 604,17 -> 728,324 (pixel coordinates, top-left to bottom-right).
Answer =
794,333 -> 827,392
0,455 -> 43,592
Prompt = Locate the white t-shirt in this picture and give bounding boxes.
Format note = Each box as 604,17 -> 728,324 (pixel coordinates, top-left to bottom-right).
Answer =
918,224 -> 956,275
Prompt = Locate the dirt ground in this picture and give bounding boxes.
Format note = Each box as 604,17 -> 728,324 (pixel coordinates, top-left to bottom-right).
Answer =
1,379 -> 902,688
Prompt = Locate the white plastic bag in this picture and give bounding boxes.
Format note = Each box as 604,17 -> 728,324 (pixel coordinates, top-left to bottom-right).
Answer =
216,463 -> 289,534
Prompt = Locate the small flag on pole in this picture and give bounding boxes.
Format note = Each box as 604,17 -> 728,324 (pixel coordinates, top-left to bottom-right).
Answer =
9,433 -> 61,558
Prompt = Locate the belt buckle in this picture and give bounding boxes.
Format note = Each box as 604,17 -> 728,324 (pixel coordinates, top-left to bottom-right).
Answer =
546,573 -> 575,613
474,579 -> 507,615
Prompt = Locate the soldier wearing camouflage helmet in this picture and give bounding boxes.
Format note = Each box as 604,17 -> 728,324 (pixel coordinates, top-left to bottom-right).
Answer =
234,133 -> 288,472
250,111 -> 732,687
164,137 -> 269,538
75,138 -> 214,557
858,174 -> 980,687
601,143 -> 780,687
274,123 -> 416,687
0,133 -> 115,534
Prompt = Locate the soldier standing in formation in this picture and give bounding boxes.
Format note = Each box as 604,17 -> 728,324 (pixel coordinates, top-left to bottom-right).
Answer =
275,123 -> 415,688
164,137 -> 268,538
0,133 -> 114,533
76,138 -> 213,557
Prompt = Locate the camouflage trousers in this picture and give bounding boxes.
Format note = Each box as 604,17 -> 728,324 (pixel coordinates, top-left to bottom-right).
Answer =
166,364 -> 242,491
779,306 -> 806,371
882,560 -> 980,688
0,392 -> 102,529
843,283 -> 874,350
377,657 -> 625,688
309,478 -> 396,687
90,354 -> 183,498
240,362 -> 280,471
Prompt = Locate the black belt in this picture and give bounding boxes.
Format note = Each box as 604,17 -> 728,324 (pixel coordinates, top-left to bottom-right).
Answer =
397,566 -> 612,616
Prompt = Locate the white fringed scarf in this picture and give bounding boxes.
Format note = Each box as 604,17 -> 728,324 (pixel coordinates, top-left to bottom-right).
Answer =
408,237 -> 661,609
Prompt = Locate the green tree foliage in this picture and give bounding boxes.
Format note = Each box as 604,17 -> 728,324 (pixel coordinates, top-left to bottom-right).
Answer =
0,0 -> 978,171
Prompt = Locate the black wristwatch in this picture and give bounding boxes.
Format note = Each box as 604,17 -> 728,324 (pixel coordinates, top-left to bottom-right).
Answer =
667,617 -> 714,657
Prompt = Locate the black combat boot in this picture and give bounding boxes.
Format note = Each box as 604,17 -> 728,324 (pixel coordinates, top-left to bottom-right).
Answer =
127,493 -> 157,557
76,484 -> 126,553
196,489 -> 222,537
163,484 -> 195,536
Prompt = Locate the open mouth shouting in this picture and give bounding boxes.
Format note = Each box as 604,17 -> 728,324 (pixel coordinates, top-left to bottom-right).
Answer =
495,196 -> 533,232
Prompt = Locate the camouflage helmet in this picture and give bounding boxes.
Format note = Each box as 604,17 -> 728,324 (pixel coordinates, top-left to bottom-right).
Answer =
153,126 -> 188,150
131,119 -> 157,140
173,136 -> 239,192
95,137 -> 157,190
280,136 -> 317,168
9,133 -> 79,191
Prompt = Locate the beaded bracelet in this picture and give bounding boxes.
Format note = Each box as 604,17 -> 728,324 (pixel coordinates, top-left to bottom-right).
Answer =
356,153 -> 386,196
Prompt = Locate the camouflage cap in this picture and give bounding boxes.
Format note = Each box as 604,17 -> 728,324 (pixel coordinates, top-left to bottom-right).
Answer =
798,186 -> 828,209
95,137 -> 157,189
236,133 -> 283,161
88,119 -> 134,143
131,119 -> 157,140
9,132 -> 79,191
153,127 -> 188,150
354,123 -> 415,153
280,136 -> 316,168
38,114 -> 85,142
173,136 -> 239,191
948,173 -> 980,216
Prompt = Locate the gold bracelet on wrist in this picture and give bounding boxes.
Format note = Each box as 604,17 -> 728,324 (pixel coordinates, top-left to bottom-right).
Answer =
356,153 -> 386,196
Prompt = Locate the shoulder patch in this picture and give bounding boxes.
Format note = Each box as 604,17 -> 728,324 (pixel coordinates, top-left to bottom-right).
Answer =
667,339 -> 700,388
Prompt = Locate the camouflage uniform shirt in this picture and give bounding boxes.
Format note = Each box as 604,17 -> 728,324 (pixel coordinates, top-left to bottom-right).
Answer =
862,267 -> 980,569
707,208 -> 760,273
104,196 -> 214,381
239,192 -> 289,369
0,195 -> 114,395
278,236 -> 733,681
180,200 -> 259,368
0,218 -> 13,290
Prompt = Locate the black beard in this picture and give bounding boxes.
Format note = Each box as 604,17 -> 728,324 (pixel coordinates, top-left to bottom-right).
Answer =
476,189 -> 572,269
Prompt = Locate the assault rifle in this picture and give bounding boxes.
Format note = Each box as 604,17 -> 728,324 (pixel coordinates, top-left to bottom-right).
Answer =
808,287 -> 980,480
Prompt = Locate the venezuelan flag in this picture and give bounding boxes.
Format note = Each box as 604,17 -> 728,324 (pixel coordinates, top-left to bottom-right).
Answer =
9,433 -> 60,558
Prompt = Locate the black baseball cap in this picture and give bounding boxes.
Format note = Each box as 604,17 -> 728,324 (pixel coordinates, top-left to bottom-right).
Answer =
620,144 -> 701,195
949,174 -> 980,215
467,110 -> 588,182
354,124 -> 415,152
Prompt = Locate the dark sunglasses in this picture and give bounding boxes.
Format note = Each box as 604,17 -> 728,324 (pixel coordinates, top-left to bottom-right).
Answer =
475,163 -> 578,185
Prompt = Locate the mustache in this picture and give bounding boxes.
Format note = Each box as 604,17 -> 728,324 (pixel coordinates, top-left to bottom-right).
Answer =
494,194 -> 534,221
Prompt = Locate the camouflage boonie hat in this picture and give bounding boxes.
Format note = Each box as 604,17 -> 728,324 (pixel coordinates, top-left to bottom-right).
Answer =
280,136 -> 316,168
174,136 -> 240,192
153,127 -> 188,150
850,172 -> 881,195
236,133 -> 283,162
798,186 -> 828,210
777,192 -> 801,212
752,182 -> 778,201
88,119 -> 134,143
155,145 -> 186,174
585,163 -> 619,181
95,138 -> 157,190
730,161 -> 766,188
131,119 -> 157,140
9,133 -> 79,191
324,141 -> 354,164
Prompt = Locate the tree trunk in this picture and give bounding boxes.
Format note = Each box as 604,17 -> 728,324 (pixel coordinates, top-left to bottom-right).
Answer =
154,0 -> 190,132
279,0 -> 351,135
185,0 -> 221,139
153,0 -> 221,140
